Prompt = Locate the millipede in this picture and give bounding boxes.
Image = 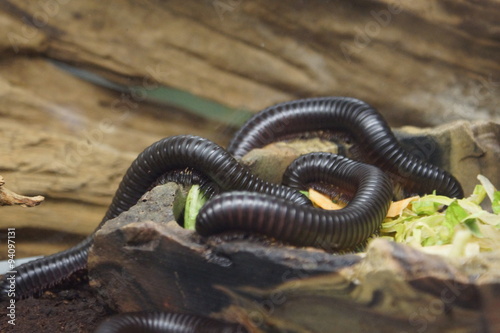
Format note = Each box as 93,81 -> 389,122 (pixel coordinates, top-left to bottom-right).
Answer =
228,96 -> 464,199
94,311 -> 248,333
196,153 -> 393,250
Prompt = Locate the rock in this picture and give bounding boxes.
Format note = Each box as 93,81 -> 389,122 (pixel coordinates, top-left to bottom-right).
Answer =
396,120 -> 500,197
241,138 -> 340,184
89,182 -> 500,333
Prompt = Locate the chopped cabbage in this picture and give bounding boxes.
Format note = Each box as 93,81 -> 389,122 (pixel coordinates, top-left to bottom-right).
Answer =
380,175 -> 500,257
184,185 -> 207,230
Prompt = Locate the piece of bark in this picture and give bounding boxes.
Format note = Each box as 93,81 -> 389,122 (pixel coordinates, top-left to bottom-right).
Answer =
88,182 -> 500,333
0,175 -> 44,207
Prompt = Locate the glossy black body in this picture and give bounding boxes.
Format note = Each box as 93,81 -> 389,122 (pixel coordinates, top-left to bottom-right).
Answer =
227,97 -> 464,198
94,312 -> 247,333
196,153 -> 393,250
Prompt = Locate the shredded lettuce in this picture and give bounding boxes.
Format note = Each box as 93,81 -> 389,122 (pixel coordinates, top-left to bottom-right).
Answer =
380,175 -> 500,257
184,185 -> 207,230
493,191 -> 500,214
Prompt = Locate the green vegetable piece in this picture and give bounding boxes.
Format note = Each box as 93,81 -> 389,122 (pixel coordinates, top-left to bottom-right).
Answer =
449,230 -> 472,258
469,185 -> 486,205
378,176 -> 500,257
478,174 -> 496,203
418,194 -> 453,206
412,199 -> 438,215
184,185 -> 207,230
493,191 -> 500,214
444,200 -> 467,231
300,190 -> 310,198
464,218 -> 483,237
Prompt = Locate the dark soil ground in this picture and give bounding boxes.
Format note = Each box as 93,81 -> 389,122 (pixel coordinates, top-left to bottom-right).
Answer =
0,270 -> 115,333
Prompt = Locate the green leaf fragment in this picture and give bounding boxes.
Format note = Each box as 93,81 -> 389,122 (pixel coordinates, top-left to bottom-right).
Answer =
415,194 -> 454,206
463,218 -> 483,237
473,211 -> 500,225
184,185 -> 207,230
493,191 -> 500,214
411,199 -> 439,215
478,174 -> 497,203
457,198 -> 483,214
444,200 -> 468,231
469,185 -> 486,205
300,190 -> 310,198
449,230 -> 472,258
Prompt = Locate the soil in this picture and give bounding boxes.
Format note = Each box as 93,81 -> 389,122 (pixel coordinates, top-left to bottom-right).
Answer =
0,270 -> 115,333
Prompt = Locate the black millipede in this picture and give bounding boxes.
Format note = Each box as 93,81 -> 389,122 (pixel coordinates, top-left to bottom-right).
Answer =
0,135 -> 308,300
227,96 -> 464,199
196,153 -> 394,250
94,311 -> 248,333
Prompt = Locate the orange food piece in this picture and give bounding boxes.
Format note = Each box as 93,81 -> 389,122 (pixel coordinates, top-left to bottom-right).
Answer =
386,196 -> 419,217
309,187 -> 420,217
309,188 -> 346,210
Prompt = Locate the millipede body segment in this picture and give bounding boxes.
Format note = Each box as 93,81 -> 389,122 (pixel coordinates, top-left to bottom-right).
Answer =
94,312 -> 248,333
227,97 -> 463,199
196,153 -> 393,250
